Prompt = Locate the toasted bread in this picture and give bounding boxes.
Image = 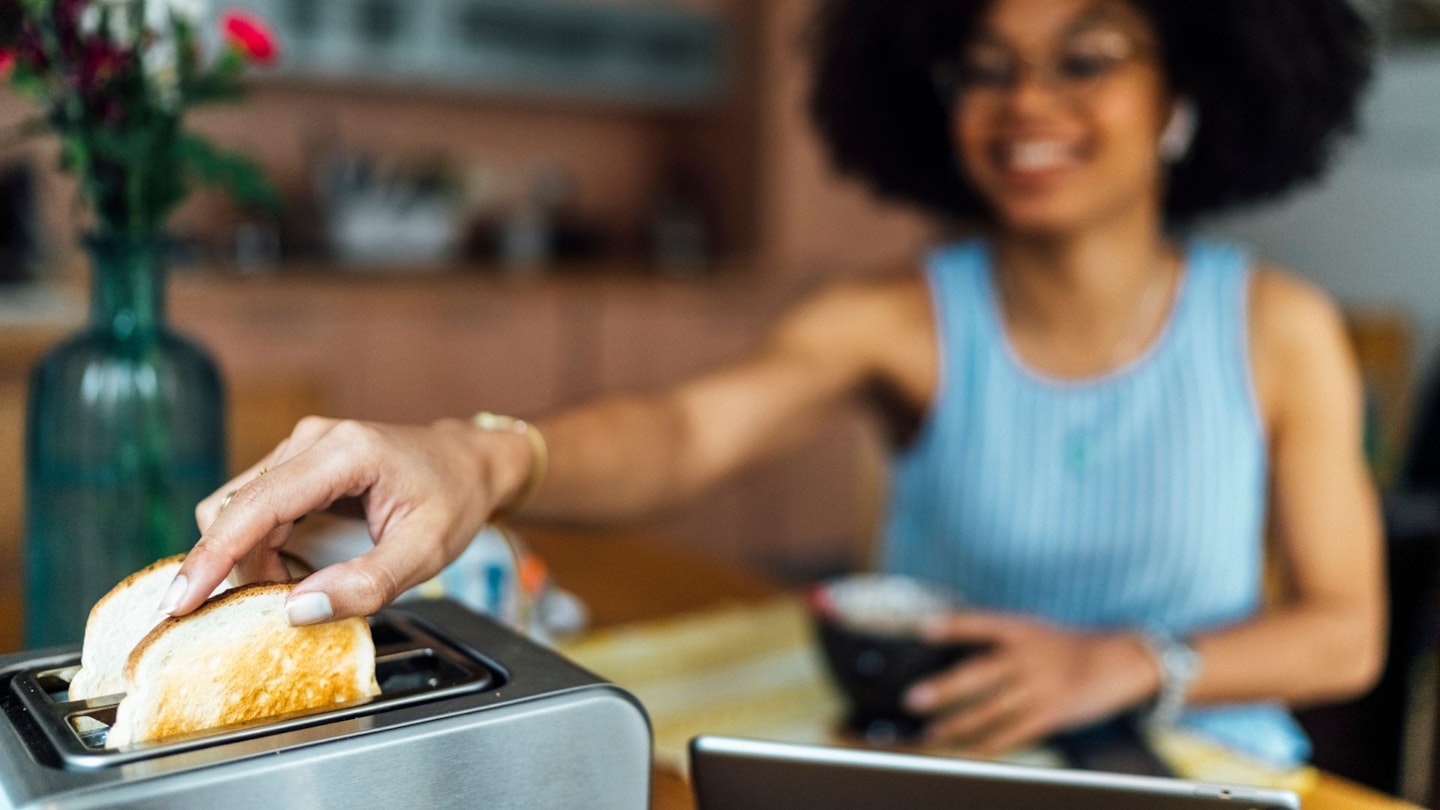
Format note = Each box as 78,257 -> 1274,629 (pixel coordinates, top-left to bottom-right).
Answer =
69,553 -> 315,701
106,583 -> 381,747
68,555 -> 196,701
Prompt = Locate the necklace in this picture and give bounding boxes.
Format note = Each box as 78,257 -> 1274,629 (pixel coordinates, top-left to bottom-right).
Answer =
997,255 -> 1174,375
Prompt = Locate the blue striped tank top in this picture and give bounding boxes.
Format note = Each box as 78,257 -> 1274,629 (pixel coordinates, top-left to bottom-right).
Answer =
882,239 -> 1309,766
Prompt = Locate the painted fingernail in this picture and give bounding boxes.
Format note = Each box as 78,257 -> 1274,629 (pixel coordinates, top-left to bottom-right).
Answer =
286,592 -> 334,626
158,575 -> 188,615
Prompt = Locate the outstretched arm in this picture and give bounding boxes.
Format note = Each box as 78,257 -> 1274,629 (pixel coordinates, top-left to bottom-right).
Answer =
163,281 -> 916,623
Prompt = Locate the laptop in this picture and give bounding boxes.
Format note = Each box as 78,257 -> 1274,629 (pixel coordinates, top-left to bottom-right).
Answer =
690,736 -> 1301,810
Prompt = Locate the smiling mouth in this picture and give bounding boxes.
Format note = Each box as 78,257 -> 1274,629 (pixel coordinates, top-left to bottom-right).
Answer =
993,140 -> 1086,175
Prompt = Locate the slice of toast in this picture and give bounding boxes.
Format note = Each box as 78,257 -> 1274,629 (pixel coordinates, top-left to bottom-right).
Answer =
69,553 -> 312,701
68,555 -> 193,701
106,583 -> 381,747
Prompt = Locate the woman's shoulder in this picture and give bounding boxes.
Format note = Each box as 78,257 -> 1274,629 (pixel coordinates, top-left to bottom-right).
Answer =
1246,262 -> 1358,425
782,264 -> 931,336
1247,263 -> 1348,352
769,265 -> 938,398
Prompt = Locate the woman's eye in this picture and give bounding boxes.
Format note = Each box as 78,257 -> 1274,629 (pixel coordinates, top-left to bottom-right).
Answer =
1058,52 -> 1121,81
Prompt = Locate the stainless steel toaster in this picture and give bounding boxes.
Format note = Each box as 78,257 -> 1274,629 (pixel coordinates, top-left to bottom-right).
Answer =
0,599 -> 651,809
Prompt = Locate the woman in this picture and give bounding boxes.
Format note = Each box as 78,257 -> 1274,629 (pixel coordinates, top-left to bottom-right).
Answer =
163,0 -> 1383,766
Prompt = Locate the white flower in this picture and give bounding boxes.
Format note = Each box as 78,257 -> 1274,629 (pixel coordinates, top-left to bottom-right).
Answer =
78,0 -> 141,46
143,0 -> 172,34
79,5 -> 102,35
79,0 -> 206,44
143,35 -> 181,109
163,0 -> 209,25
138,0 -> 206,36
107,6 -> 141,47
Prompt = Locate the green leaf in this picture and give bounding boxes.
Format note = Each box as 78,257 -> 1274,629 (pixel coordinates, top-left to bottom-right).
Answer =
7,64 -> 50,102
183,49 -> 247,107
177,133 -> 283,213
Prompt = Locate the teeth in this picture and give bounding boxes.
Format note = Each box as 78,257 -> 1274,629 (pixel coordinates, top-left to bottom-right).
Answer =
1008,141 -> 1073,171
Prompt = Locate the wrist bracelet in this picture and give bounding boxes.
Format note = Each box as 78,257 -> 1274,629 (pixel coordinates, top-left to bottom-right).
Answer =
1140,630 -> 1201,727
473,411 -> 548,521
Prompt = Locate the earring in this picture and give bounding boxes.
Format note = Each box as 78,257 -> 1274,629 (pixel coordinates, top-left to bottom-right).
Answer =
1159,97 -> 1198,164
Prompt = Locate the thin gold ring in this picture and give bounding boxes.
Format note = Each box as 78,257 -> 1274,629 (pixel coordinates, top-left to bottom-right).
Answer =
220,489 -> 240,511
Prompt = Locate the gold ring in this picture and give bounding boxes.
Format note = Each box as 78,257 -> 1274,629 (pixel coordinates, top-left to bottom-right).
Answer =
220,489 -> 239,511
257,466 -> 269,477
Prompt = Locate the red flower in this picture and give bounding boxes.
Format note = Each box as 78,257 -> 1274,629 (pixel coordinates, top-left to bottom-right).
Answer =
0,51 -> 14,80
221,11 -> 277,65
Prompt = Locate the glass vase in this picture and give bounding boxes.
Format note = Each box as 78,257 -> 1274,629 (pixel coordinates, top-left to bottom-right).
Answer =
24,233 -> 226,648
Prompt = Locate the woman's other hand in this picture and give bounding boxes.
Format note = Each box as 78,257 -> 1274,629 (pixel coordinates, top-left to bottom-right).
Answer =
161,416 -> 534,625
903,612 -> 1161,756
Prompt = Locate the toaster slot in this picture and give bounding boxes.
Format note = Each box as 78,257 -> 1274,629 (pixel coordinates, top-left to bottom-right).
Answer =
4,607 -> 508,769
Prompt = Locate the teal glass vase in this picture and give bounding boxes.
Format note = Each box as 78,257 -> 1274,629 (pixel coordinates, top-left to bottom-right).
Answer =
24,233 -> 226,648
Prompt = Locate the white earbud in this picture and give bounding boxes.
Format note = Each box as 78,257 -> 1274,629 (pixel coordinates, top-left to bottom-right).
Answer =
1159,97 -> 1198,163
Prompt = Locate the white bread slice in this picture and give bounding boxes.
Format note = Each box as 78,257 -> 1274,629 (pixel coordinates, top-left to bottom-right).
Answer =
107,583 -> 380,747
69,553 -> 313,701
68,556 -> 202,701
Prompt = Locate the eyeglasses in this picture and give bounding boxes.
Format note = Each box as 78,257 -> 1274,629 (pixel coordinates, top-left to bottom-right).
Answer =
933,29 -> 1154,109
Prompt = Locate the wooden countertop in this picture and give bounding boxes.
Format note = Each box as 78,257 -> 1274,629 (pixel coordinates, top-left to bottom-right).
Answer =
520,526 -> 1424,810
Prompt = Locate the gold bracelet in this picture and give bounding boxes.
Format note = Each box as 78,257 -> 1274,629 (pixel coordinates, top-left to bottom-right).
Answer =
473,411 -> 549,521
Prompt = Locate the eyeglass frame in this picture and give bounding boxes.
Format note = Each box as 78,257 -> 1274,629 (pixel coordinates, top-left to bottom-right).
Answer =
931,27 -> 1160,110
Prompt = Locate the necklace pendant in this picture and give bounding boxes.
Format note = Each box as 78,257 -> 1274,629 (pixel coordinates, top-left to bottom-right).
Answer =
1064,429 -> 1093,474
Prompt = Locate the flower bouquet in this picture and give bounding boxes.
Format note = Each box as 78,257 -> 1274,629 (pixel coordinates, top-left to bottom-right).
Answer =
2,0 -> 282,647
1,0 -> 280,234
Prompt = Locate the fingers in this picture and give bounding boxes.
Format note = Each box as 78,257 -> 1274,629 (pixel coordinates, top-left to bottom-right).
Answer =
906,652 -> 1014,714
913,664 -> 1058,755
195,416 -> 338,530
165,425 -> 376,616
923,680 -> 1030,744
231,522 -> 298,585
286,528 -> 443,624
967,711 -> 1056,758
172,416 -> 490,626
196,458 -> 273,532
920,611 -> 1024,645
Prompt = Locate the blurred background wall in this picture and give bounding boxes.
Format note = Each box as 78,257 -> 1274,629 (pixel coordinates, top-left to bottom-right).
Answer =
0,0 -> 1437,612
0,1 -> 938,627
1207,49 -> 1440,383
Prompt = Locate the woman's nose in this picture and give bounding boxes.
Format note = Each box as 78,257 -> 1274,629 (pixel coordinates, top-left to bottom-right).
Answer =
1003,63 -> 1068,115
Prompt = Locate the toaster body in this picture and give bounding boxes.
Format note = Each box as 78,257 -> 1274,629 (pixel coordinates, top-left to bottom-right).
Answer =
0,599 -> 651,809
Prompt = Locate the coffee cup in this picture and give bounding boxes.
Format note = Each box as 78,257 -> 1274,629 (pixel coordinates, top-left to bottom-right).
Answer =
809,574 -> 988,742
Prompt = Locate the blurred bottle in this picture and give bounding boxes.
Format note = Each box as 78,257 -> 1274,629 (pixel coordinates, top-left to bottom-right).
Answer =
25,234 -> 226,647
407,525 -> 588,643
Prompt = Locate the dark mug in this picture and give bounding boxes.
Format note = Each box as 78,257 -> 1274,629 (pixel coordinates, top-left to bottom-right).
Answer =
809,575 -> 988,742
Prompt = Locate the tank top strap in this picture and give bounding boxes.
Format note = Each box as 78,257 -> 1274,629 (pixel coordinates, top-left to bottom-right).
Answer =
1177,240 -> 1262,433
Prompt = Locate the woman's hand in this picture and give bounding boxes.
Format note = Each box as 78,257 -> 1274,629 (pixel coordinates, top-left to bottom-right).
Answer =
903,612 -> 1162,755
159,416 -> 534,625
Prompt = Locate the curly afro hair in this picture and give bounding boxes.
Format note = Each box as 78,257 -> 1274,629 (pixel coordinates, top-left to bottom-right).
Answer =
808,0 -> 1375,225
